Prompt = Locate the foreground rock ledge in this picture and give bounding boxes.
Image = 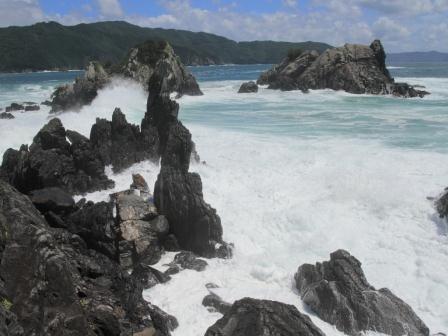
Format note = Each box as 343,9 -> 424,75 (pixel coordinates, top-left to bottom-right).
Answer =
295,249 -> 429,336
204,297 -> 325,336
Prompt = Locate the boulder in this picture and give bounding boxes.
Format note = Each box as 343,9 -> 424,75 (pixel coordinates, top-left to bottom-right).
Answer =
238,81 -> 258,93
295,250 -> 429,336
116,193 -> 158,222
259,40 -> 429,98
202,293 -> 231,315
172,251 -> 208,271
50,61 -> 109,113
204,298 -> 326,336
115,40 -> 203,97
132,263 -> 171,289
29,187 -> 75,214
147,304 -> 179,336
1,118 -> 114,194
24,104 -> 40,112
114,190 -> 169,268
5,103 -> 24,112
0,112 -> 14,119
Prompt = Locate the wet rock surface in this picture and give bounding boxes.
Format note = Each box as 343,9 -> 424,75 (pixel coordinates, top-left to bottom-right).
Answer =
436,188 -> 448,218
90,108 -> 159,172
49,41 -> 202,113
5,103 -> 24,112
114,40 -> 203,97
0,118 -> 114,195
259,40 -> 429,98
0,175 -> 178,336
0,112 -> 14,119
50,61 -> 109,113
238,81 -> 258,93
295,249 -> 429,336
147,79 -> 231,258
202,292 -> 231,315
204,297 -> 326,336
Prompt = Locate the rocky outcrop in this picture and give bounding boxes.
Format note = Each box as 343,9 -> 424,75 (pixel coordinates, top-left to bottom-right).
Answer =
154,167 -> 229,258
115,40 -> 203,97
436,188 -> 448,218
5,103 -> 24,112
238,81 -> 258,93
1,118 -> 114,195
144,77 -> 230,258
204,298 -> 326,336
50,61 -> 109,113
258,40 -> 429,98
295,250 -> 429,336
49,41 -> 202,113
0,112 -> 14,119
90,108 -> 159,172
202,291 -> 231,315
258,50 -> 319,91
0,179 -> 176,335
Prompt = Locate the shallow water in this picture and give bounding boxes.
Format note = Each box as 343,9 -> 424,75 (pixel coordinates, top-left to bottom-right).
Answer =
1,63 -> 448,335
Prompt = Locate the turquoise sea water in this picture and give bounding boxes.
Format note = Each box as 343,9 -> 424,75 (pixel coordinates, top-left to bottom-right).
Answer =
1,63 -> 448,335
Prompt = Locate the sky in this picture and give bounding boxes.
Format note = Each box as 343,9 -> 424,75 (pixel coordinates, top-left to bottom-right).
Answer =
0,0 -> 447,52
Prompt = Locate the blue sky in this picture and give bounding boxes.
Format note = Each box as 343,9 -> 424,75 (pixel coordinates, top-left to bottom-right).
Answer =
1,0 -> 448,52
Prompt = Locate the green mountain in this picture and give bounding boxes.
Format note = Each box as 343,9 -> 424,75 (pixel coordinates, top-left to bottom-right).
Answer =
0,21 -> 332,72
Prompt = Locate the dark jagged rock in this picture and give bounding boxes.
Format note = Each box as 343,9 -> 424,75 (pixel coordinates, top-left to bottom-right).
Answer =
90,108 -> 159,172
0,178 -> 175,336
147,304 -> 179,336
29,187 -> 75,213
162,234 -> 180,252
147,77 -> 230,258
154,167 -> 229,258
115,40 -> 203,97
257,50 -> 319,90
0,300 -> 23,335
0,112 -> 14,119
132,263 -> 171,289
202,293 -> 231,315
24,104 -> 40,112
50,61 -> 109,113
5,103 -> 24,112
238,81 -> 258,93
259,40 -> 429,98
1,118 -> 114,195
204,298 -> 326,336
295,250 -> 429,336
65,201 -> 118,260
50,41 -> 202,113
172,251 -> 208,271
436,188 -> 448,218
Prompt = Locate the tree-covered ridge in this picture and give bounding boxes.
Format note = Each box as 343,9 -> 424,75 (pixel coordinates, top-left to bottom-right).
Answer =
0,21 -> 332,72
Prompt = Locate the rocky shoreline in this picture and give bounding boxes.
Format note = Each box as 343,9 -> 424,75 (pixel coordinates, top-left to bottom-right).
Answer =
0,40 -> 444,336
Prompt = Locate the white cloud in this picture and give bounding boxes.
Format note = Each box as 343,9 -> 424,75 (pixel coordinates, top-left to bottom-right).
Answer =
0,0 -> 44,27
357,0 -> 448,16
373,17 -> 410,42
96,0 -> 123,17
